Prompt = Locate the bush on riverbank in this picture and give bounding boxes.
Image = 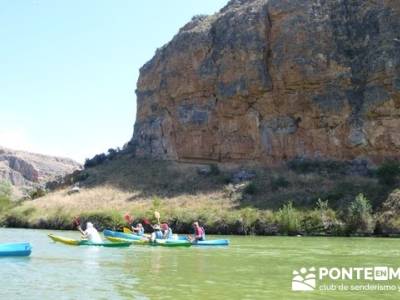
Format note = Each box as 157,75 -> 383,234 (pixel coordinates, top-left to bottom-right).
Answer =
2,157 -> 400,237
0,194 -> 386,236
0,182 -> 13,213
346,193 -> 374,234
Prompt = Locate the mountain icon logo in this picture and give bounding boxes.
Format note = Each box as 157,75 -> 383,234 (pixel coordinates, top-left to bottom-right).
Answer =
292,267 -> 316,291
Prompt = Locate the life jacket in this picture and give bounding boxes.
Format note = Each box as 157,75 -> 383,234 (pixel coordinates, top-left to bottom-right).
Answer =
154,230 -> 163,239
195,226 -> 206,240
165,228 -> 173,239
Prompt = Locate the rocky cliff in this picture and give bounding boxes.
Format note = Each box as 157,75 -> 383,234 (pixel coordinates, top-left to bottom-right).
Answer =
0,146 -> 81,197
131,0 -> 400,164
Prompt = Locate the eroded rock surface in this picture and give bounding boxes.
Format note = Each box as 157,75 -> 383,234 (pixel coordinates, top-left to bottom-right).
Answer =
131,0 -> 400,164
0,146 -> 81,197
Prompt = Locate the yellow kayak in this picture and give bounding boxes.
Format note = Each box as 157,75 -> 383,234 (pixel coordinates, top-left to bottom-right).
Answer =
48,234 -> 81,245
105,236 -> 147,245
48,234 -> 132,247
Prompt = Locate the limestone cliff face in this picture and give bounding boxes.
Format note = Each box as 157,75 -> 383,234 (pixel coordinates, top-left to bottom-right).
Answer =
131,0 -> 400,164
0,146 -> 81,197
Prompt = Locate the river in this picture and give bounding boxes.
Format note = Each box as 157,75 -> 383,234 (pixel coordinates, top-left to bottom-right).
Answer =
1,228 -> 400,299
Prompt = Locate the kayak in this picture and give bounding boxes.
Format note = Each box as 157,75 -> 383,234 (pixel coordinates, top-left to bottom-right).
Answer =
178,236 -> 230,246
105,236 -> 147,245
104,230 -> 228,246
103,229 -> 143,241
105,236 -> 191,247
193,239 -> 229,246
48,234 -> 132,247
0,242 -> 32,257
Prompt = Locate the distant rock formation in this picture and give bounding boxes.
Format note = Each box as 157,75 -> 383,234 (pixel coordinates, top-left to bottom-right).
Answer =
0,146 -> 81,197
130,0 -> 400,164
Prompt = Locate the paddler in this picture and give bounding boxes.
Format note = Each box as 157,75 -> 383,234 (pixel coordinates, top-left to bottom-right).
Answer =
188,221 -> 205,243
77,222 -> 103,243
132,223 -> 145,236
150,224 -> 164,242
161,223 -> 173,239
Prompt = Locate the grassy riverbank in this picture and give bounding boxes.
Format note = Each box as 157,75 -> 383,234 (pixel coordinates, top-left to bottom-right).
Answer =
1,154 -> 400,236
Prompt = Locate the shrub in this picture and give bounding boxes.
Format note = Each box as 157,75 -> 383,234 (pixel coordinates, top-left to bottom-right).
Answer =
84,153 -> 107,168
79,210 -> 125,231
288,158 -> 347,175
151,196 -> 162,213
0,181 -> 12,198
376,160 -> 400,186
29,188 -> 46,199
237,207 -> 260,234
301,211 -> 325,234
270,176 -> 290,191
300,199 -> 329,234
244,182 -> 257,195
0,181 -> 13,213
2,207 -> 35,228
35,212 -> 73,230
346,193 -> 374,234
209,164 -> 220,176
277,202 -> 300,235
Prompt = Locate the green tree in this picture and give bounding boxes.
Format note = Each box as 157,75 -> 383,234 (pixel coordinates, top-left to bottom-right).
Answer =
277,202 -> 300,235
376,160 -> 400,186
0,181 -> 12,212
347,193 -> 374,234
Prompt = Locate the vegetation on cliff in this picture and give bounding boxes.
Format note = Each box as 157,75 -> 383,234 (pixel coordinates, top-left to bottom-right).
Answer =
1,153 -> 400,236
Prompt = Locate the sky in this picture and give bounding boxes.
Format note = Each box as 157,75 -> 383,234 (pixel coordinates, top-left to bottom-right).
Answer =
0,0 -> 228,163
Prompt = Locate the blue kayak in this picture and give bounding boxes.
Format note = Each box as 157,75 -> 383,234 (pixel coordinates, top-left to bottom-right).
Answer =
194,239 -> 229,246
0,242 -> 32,257
178,236 -> 229,246
103,229 -> 143,241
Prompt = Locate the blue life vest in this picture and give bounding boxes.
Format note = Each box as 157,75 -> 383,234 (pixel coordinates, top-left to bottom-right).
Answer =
165,228 -> 173,239
154,230 -> 163,239
137,228 -> 145,236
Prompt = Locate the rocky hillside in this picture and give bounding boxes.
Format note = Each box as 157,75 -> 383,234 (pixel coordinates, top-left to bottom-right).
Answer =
131,0 -> 400,165
0,146 -> 81,197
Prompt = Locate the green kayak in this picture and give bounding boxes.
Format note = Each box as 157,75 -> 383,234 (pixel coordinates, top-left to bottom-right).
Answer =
48,234 -> 132,247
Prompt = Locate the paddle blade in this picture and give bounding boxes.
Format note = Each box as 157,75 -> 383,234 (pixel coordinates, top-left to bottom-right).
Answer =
123,227 -> 133,234
72,216 -> 80,227
154,211 -> 160,220
124,213 -> 133,224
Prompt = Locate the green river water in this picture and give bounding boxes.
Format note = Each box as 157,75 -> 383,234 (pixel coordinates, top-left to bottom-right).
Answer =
1,228 -> 400,299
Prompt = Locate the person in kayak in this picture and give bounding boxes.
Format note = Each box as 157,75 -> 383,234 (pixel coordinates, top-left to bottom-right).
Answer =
150,224 -> 164,242
188,222 -> 205,242
161,223 -> 173,239
77,222 -> 103,243
131,223 -> 145,236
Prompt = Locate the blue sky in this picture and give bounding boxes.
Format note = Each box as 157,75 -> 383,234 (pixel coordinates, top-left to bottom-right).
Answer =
0,0 -> 228,163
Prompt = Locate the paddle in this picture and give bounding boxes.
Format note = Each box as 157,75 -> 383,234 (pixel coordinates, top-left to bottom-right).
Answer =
154,211 -> 160,225
72,216 -> 81,227
124,213 -> 134,225
123,213 -> 134,233
72,216 -> 85,238
123,227 -> 133,234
